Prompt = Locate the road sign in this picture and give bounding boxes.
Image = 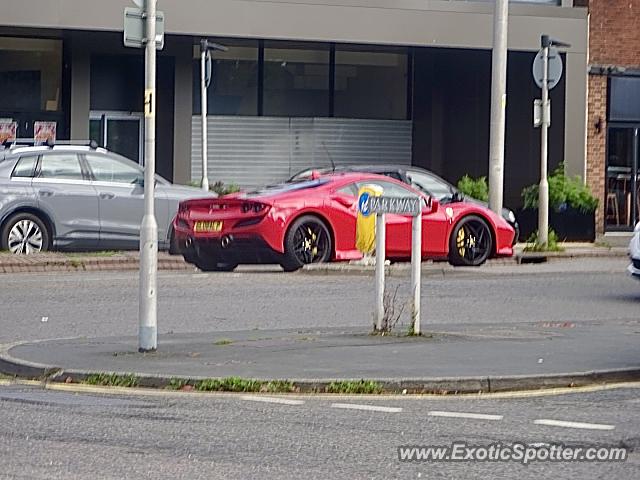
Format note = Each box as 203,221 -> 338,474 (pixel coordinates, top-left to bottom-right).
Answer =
532,46 -> 562,90
369,196 -> 422,215
124,7 -> 165,50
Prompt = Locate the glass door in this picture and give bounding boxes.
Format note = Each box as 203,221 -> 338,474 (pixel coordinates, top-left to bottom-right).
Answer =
89,112 -> 143,165
606,127 -> 639,230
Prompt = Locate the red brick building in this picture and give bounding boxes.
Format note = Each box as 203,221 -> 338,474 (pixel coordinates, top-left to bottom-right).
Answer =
579,0 -> 640,233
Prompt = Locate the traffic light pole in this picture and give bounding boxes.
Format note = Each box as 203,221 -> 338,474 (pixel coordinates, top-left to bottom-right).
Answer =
138,0 -> 158,352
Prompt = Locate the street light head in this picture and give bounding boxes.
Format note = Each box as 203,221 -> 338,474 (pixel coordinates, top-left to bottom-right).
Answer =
200,39 -> 228,53
541,34 -> 571,49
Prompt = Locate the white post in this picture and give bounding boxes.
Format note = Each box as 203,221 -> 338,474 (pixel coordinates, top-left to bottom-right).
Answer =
538,37 -> 550,247
375,213 -> 386,331
488,0 -> 509,215
410,213 -> 422,335
200,42 -> 209,192
138,0 -> 158,352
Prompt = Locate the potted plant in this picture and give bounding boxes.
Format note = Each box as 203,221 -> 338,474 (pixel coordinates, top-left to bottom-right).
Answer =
517,164 -> 598,242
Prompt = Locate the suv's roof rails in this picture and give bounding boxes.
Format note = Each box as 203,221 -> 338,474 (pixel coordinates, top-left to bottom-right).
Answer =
1,138 -> 100,150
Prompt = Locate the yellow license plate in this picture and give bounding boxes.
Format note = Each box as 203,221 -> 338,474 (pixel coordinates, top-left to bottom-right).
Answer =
194,221 -> 223,232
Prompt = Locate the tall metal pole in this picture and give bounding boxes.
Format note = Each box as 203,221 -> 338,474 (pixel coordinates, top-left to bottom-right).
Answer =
200,41 -> 209,192
538,36 -> 550,247
138,0 -> 158,352
488,0 -> 509,215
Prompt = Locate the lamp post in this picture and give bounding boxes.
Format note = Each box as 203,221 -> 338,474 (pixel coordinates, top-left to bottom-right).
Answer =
488,0 -> 509,215
199,39 -> 227,192
138,0 -> 158,352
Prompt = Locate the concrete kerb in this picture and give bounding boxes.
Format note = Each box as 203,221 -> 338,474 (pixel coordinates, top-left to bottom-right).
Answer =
2,341 -> 638,395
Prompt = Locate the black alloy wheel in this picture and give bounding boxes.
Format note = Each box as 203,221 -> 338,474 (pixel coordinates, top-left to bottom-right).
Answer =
448,215 -> 493,267
281,215 -> 332,272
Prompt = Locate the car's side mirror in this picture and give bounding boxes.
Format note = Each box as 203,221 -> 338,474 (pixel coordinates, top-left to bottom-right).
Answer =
430,198 -> 439,213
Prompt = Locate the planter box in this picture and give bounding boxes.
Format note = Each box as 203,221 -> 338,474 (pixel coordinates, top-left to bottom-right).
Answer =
516,207 -> 596,242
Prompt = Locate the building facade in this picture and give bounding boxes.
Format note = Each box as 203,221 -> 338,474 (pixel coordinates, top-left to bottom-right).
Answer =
577,0 -> 640,234
0,0 -> 587,211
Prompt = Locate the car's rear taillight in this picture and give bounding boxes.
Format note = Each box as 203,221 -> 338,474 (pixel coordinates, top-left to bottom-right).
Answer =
241,202 -> 268,214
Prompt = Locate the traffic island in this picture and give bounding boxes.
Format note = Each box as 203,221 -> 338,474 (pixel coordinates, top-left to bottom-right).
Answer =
1,320 -> 638,394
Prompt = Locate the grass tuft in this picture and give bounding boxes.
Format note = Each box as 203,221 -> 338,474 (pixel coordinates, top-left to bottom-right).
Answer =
83,373 -> 139,388
325,380 -> 383,394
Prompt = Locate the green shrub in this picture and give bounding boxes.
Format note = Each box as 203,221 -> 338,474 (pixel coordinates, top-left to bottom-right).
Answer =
457,175 -> 489,202
211,181 -> 240,196
189,180 -> 240,196
523,228 -> 564,252
521,164 -> 598,213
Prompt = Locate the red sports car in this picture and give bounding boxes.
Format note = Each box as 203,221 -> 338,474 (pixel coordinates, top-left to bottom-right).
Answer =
173,172 -> 515,272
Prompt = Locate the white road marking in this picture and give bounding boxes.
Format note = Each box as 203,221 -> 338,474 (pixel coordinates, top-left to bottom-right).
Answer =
428,411 -> 503,421
331,403 -> 402,413
240,395 -> 305,406
533,419 -> 615,431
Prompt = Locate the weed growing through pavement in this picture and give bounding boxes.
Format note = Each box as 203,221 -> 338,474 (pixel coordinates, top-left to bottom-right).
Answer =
83,373 -> 139,387
325,380 -> 382,394
194,377 -> 295,393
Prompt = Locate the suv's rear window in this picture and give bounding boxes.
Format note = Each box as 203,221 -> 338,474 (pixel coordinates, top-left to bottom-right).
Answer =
11,155 -> 38,178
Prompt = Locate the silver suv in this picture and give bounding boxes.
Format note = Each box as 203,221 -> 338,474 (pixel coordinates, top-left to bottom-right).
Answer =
0,142 -> 211,254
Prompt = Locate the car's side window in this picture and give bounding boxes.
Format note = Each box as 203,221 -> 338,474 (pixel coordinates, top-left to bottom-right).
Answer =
356,180 -> 418,198
38,154 -> 84,180
337,184 -> 359,197
11,155 -> 38,178
85,154 -> 143,185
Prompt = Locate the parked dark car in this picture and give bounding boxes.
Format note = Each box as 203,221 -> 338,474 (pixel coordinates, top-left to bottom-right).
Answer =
289,164 -> 519,243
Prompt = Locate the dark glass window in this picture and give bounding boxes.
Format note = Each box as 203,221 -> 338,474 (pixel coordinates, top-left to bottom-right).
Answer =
263,42 -> 330,117
334,46 -> 408,120
0,37 -> 62,112
193,40 -> 259,115
38,154 -> 83,180
11,155 -> 38,178
85,153 -> 143,184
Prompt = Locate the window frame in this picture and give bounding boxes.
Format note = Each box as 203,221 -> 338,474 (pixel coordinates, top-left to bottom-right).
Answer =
34,152 -> 89,182
82,152 -> 145,186
10,155 -> 39,179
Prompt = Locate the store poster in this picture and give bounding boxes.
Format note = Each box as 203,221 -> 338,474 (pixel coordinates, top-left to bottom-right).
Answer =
34,121 -> 57,143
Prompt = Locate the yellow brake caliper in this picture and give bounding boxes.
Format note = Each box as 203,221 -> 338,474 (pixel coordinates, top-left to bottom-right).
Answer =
309,227 -> 318,257
457,228 -> 466,257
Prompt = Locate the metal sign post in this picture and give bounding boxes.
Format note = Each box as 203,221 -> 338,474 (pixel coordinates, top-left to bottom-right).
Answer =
367,195 -> 423,334
374,212 -> 386,331
138,0 -> 158,352
411,213 -> 422,334
532,35 -> 570,247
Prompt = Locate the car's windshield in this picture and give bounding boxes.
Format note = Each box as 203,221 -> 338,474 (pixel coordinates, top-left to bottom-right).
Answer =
405,170 -> 455,201
245,179 -> 329,197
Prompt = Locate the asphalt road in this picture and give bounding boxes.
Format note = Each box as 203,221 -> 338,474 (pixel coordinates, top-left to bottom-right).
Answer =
1,258 -> 638,479
0,382 -> 638,479
0,257 -> 637,344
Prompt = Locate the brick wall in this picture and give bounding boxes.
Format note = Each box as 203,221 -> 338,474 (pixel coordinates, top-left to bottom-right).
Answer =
586,75 -> 607,232
588,0 -> 640,67
585,0 -> 640,233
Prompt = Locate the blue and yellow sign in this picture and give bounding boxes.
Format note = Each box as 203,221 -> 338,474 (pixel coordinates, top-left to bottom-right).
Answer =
356,184 -> 383,254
